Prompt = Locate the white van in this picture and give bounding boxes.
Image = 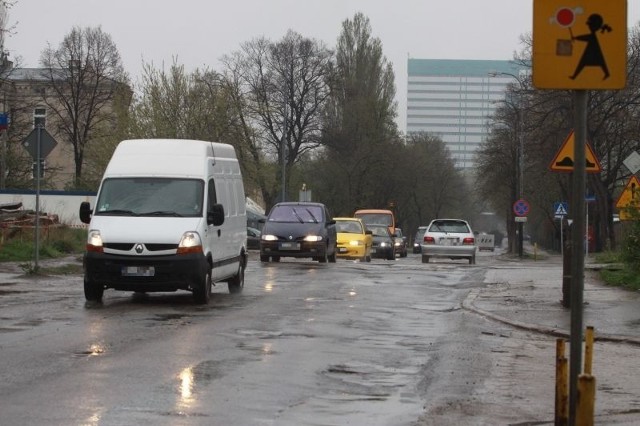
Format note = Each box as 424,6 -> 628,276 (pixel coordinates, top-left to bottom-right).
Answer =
79,139 -> 247,304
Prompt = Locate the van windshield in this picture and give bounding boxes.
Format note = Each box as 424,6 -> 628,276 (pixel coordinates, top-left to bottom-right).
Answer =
355,213 -> 393,227
95,178 -> 204,217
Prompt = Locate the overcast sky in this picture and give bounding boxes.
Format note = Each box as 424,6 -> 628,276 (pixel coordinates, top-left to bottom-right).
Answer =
6,1 -> 639,133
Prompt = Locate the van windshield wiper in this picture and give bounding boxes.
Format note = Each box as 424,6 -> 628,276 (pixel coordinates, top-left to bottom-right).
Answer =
99,209 -> 138,216
140,211 -> 184,217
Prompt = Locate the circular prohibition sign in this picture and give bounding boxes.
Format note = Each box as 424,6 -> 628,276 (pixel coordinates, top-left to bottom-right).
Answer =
513,199 -> 530,217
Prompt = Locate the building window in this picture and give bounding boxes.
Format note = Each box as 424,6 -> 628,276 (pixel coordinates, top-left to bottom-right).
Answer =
33,108 -> 46,128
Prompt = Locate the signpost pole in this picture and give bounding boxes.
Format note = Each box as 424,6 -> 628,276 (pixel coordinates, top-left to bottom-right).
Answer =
568,89 -> 587,425
34,125 -> 42,272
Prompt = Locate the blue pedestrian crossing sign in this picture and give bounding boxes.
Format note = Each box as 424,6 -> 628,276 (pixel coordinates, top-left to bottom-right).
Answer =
554,202 -> 569,216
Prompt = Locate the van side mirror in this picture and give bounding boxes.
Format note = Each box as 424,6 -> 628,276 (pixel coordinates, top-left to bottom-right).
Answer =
327,219 -> 336,225
79,201 -> 92,224
207,203 -> 225,226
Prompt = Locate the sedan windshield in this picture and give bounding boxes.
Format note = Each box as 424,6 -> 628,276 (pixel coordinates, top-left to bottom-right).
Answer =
268,205 -> 324,223
95,177 -> 204,217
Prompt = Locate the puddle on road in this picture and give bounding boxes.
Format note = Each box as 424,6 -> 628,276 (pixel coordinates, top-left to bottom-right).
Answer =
72,342 -> 108,358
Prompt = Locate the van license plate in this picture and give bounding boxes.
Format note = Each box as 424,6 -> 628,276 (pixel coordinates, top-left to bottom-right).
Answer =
279,242 -> 300,250
122,266 -> 155,277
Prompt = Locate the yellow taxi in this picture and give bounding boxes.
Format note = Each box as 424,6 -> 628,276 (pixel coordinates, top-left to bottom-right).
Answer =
334,217 -> 373,262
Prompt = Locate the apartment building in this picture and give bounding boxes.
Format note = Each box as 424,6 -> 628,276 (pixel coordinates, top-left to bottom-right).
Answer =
407,58 -> 525,170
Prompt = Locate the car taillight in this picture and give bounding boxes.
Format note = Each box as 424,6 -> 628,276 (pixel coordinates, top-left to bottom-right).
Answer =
423,236 -> 435,244
463,237 -> 475,245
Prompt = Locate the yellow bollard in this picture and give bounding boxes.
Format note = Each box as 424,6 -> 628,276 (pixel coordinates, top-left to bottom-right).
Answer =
555,339 -> 569,426
576,374 -> 596,426
584,326 -> 594,375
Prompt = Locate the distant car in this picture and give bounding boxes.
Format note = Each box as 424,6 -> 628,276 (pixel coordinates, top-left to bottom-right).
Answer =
259,202 -> 337,263
421,219 -> 476,264
335,217 -> 372,262
393,227 -> 408,258
247,226 -> 261,250
413,226 -> 428,253
367,224 -> 396,260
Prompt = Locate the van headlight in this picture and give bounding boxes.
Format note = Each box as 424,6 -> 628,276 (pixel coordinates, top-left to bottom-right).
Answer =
86,230 -> 103,253
177,231 -> 203,254
304,235 -> 322,242
262,234 -> 278,241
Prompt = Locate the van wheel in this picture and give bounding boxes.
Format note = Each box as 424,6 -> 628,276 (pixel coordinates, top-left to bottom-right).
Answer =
422,255 -> 430,263
84,277 -> 103,303
328,249 -> 337,263
228,257 -> 245,294
260,255 -> 269,262
469,256 -> 476,265
193,266 -> 212,304
366,255 -> 371,262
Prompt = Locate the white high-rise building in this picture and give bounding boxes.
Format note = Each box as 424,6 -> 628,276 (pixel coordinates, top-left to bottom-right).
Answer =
407,59 -> 525,170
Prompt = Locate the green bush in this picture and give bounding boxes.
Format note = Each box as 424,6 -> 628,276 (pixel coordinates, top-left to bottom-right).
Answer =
620,206 -> 640,271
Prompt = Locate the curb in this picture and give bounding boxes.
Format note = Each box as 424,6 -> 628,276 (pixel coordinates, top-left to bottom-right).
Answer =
462,289 -> 640,347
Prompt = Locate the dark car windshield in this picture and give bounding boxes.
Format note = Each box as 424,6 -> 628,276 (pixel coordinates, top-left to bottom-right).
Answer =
368,226 -> 390,237
268,205 -> 324,223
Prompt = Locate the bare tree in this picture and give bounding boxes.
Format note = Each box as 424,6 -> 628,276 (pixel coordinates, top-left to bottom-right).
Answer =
223,30 -> 333,208
39,26 -> 129,187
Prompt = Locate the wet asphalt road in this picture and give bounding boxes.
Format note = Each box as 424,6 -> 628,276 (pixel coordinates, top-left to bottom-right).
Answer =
0,250 -> 534,425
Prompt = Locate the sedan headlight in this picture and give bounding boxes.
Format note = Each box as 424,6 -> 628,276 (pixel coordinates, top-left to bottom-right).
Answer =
349,240 -> 363,246
304,235 -> 323,242
380,242 -> 389,247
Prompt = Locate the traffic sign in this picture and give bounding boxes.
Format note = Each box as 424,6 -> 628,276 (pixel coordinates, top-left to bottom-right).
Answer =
616,175 -> 640,220
513,199 -> 530,217
623,151 -> 640,174
532,0 -> 627,90
22,127 -> 58,160
554,202 -> 569,216
549,130 -> 602,173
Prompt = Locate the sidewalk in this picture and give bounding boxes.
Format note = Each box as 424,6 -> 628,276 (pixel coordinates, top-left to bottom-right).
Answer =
465,248 -> 640,346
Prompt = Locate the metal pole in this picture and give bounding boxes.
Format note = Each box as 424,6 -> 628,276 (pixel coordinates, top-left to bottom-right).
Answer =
518,105 -> 524,259
281,104 -> 287,203
569,89 -> 587,426
35,125 -> 41,272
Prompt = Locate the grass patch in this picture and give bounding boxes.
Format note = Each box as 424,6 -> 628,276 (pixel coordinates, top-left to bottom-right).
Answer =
0,226 -> 86,262
599,266 -> 640,291
594,250 -> 623,264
